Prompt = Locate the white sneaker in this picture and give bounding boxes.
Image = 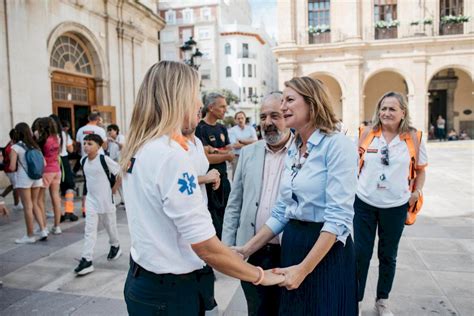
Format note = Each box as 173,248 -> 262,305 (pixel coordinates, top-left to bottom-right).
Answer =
15,235 -> 36,244
50,226 -> 62,235
39,229 -> 48,241
358,301 -> 362,316
13,203 -> 23,211
375,299 -> 394,316
46,211 -> 54,218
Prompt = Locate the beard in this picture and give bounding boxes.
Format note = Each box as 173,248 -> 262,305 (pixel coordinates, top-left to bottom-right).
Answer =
262,125 -> 285,145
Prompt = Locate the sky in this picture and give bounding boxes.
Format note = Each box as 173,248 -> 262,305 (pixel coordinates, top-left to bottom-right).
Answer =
249,0 -> 278,39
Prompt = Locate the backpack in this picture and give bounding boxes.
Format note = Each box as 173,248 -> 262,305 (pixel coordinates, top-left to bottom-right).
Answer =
358,126 -> 423,225
81,154 -> 116,189
18,142 -> 45,180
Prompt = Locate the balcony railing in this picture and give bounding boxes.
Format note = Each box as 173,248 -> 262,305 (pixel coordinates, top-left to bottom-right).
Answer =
440,23 -> 464,35
308,32 -> 331,44
374,27 -> 398,40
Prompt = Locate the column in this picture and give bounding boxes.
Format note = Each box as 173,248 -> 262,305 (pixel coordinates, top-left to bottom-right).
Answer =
343,60 -> 363,136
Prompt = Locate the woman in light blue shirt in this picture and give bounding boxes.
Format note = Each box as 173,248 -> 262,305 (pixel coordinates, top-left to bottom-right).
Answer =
235,76 -> 358,315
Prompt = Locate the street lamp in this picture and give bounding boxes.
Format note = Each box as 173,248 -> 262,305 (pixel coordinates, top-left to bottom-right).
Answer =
180,36 -> 202,70
249,93 -> 263,125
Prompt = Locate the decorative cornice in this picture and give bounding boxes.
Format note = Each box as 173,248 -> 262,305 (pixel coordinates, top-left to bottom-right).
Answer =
220,32 -> 265,45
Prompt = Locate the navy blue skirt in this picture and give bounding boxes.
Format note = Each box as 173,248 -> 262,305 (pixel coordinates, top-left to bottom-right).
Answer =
279,220 -> 357,316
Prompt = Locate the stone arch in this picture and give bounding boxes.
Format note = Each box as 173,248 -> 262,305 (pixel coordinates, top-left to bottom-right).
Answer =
47,22 -> 108,81
427,67 -> 474,139
426,64 -> 472,91
362,69 -> 413,122
307,72 -> 346,121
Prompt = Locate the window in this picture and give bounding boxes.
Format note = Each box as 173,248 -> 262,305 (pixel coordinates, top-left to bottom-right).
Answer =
374,0 -> 397,22
201,69 -> 211,80
165,10 -> 176,24
308,0 -> 331,44
198,28 -> 210,40
183,8 -> 194,24
374,0 -> 398,39
242,64 -> 245,77
50,35 -> 93,75
201,48 -> 211,60
248,64 -> 252,77
243,87 -> 246,100
181,28 -> 192,44
254,64 -> 256,77
163,50 -> 177,61
248,87 -> 253,98
225,43 -> 231,55
440,0 -> 464,35
226,66 -> 232,77
242,43 -> 249,58
201,7 -> 211,21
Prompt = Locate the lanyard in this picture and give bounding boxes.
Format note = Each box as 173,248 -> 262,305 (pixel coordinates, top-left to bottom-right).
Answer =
291,142 -> 314,180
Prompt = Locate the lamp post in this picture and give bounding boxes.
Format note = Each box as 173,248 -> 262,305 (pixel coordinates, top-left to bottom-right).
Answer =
180,36 -> 203,70
249,93 -> 264,125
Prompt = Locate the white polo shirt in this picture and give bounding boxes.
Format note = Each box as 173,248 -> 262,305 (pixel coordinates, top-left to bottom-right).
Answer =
122,135 -> 216,275
228,125 -> 258,155
357,132 -> 428,208
76,124 -> 107,157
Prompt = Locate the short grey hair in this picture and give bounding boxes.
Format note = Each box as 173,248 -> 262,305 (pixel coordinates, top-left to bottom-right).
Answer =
204,92 -> 225,112
261,91 -> 283,106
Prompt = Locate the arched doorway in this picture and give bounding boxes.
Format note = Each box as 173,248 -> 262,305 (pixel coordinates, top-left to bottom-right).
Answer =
428,68 -> 474,139
363,71 -> 408,124
309,73 -> 343,120
50,33 -> 115,136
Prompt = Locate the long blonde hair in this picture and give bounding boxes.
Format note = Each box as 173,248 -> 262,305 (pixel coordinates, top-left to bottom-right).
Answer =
372,91 -> 413,134
284,76 -> 339,134
120,61 -> 200,171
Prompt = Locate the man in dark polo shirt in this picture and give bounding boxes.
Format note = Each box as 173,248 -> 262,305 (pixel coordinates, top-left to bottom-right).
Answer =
195,92 -> 234,238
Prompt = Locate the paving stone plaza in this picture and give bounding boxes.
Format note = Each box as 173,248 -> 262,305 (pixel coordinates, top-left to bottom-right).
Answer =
0,141 -> 473,315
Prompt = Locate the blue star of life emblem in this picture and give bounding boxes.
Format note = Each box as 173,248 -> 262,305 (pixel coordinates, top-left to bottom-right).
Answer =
178,172 -> 197,195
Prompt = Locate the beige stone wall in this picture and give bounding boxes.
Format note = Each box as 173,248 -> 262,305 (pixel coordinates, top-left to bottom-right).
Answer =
274,1 -> 474,136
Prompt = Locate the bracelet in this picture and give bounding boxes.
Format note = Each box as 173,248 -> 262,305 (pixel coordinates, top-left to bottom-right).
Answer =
252,266 -> 265,286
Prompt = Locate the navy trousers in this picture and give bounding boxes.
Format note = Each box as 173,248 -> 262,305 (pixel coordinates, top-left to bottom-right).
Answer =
353,195 -> 408,301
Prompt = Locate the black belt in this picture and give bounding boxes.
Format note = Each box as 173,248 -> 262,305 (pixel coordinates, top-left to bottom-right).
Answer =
130,256 -> 198,282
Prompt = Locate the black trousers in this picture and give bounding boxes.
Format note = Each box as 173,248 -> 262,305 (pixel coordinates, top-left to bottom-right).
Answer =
124,257 -> 214,316
241,243 -> 281,316
206,174 -> 231,239
353,195 -> 408,301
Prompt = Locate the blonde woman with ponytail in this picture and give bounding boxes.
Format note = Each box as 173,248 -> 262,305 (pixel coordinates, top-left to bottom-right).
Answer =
234,76 -> 359,315
121,61 -> 283,316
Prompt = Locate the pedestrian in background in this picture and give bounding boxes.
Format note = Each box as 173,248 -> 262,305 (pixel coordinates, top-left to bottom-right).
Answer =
1,129 -> 23,211
355,91 -> 427,316
223,92 -> 293,316
195,92 -> 234,238
436,115 -> 446,141
234,77 -> 358,315
74,134 -> 121,276
36,117 -> 63,235
228,111 -> 258,177
120,61 -> 283,316
9,123 -> 48,244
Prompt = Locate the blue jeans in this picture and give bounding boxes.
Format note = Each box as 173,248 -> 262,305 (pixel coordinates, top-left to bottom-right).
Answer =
354,195 -> 407,301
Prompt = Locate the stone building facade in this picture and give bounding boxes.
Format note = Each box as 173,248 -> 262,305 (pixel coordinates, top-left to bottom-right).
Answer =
0,0 -> 165,143
275,0 -> 473,137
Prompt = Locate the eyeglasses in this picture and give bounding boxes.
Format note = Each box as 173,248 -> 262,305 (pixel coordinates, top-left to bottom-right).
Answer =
381,145 -> 389,166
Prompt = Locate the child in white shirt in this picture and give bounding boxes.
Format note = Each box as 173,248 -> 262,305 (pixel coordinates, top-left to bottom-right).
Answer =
74,134 -> 121,276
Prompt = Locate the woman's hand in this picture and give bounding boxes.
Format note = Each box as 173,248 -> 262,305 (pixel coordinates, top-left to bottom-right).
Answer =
261,269 -> 285,286
408,191 -> 420,207
230,245 -> 250,260
273,264 -> 310,290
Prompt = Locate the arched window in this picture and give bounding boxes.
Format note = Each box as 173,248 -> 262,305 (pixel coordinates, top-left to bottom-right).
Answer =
225,43 -> 231,55
226,66 -> 232,77
50,35 -> 93,75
